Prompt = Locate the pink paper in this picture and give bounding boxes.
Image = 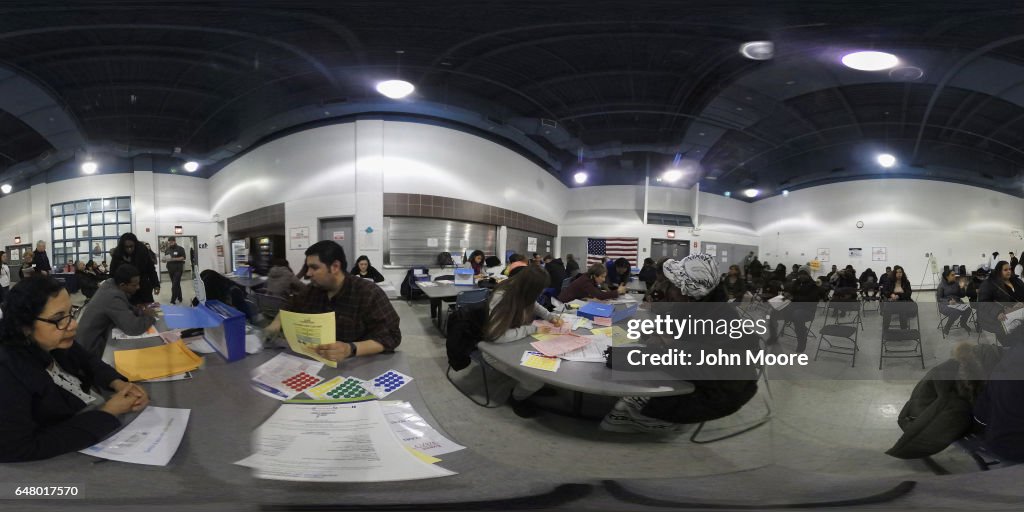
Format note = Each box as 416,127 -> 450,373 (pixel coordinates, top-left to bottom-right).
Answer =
530,335 -> 590,357
592,316 -> 613,326
532,319 -> 572,334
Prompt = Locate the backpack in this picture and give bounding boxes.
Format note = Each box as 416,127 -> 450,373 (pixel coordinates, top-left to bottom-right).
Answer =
436,252 -> 455,266
445,305 -> 488,371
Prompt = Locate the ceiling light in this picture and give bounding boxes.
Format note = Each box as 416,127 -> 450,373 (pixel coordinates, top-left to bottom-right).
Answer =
184,161 -> 199,172
743,188 -> 759,198
573,171 -> 587,184
724,191 -> 732,197
782,190 -> 789,196
877,153 -> 896,168
81,161 -> 98,174
663,169 -> 683,183
739,41 -> 774,61
842,51 -> 899,71
0,184 -> 10,194
376,80 -> 415,99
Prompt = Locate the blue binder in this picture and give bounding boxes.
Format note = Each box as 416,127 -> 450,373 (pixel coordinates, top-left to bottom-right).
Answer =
162,300 -> 247,362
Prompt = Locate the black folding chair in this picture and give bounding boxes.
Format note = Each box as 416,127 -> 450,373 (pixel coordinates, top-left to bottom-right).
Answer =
814,300 -> 861,366
444,289 -> 497,407
879,300 -> 924,369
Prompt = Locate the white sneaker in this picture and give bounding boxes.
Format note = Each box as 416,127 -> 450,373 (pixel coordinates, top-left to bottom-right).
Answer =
612,396 -> 650,412
601,399 -> 681,434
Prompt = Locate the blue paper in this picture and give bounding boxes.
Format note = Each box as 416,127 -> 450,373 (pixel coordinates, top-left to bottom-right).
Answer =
162,305 -> 222,329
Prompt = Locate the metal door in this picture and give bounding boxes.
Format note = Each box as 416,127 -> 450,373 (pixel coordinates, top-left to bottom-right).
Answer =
651,239 -> 690,260
319,217 -> 355,269
5,244 -> 31,283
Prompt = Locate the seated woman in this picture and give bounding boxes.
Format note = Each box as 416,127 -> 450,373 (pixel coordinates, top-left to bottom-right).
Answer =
937,269 -> 972,335
74,260 -> 99,300
880,265 -> 914,330
833,267 -> 860,300
719,264 -> 748,301
859,268 -> 879,299
977,261 -> 1024,346
350,255 -> 385,283
482,266 -> 564,417
464,250 -> 488,279
601,254 -> 758,434
0,276 -> 149,462
557,263 -> 624,303
267,258 -> 306,297
766,266 -> 819,353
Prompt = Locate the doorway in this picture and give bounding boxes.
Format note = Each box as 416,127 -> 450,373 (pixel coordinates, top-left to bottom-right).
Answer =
5,244 -> 32,283
651,239 -> 690,260
319,217 -> 354,269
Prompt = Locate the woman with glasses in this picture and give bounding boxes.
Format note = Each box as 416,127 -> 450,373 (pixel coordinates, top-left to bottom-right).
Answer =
0,276 -> 149,462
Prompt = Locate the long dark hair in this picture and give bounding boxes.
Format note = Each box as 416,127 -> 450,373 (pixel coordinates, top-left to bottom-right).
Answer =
891,265 -> 911,288
0,277 -> 65,350
989,261 -> 1010,283
351,255 -> 373,275
484,265 -> 549,341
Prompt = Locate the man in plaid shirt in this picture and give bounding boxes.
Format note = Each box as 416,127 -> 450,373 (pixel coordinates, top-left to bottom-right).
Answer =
265,241 -> 401,363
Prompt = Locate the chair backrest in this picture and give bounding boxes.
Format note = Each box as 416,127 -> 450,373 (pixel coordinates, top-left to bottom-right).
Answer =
881,299 -> 919,319
456,288 -> 490,310
824,299 -> 861,326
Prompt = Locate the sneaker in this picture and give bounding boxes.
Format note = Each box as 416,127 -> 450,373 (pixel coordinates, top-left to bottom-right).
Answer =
601,399 -> 680,434
612,396 -> 650,412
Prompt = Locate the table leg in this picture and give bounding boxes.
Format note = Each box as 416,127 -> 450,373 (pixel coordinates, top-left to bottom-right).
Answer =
572,391 -> 583,416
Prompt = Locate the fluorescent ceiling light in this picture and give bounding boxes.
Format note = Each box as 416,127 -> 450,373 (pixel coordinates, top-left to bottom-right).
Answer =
739,41 -> 774,60
663,169 -> 683,183
842,51 -> 898,71
0,184 -> 10,194
81,161 -> 98,174
782,190 -> 789,196
877,153 -> 896,168
573,171 -> 587,184
376,80 -> 415,99
743,188 -> 759,198
184,161 -> 199,172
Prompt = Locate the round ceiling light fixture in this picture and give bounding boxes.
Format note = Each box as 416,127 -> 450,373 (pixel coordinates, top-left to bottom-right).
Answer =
0,184 -> 10,194
376,79 -> 415,99
81,161 -> 98,174
842,51 -> 899,71
662,169 -> 683,183
782,190 -> 789,197
183,161 -> 199,172
573,171 -> 588,184
877,153 -> 897,168
739,41 -> 774,60
743,188 -> 760,198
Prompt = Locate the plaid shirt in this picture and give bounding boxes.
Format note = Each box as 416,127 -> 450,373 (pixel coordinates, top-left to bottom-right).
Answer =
286,274 -> 402,351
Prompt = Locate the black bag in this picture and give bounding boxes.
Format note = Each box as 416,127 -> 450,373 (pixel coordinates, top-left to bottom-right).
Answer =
445,306 -> 487,371
436,252 -> 455,266
400,268 -> 429,300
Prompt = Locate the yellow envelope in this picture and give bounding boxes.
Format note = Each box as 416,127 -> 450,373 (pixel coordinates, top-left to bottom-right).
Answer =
114,341 -> 203,381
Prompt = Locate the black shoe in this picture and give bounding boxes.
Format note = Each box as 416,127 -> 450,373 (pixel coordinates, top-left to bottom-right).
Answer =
942,319 -> 952,336
509,397 -> 540,418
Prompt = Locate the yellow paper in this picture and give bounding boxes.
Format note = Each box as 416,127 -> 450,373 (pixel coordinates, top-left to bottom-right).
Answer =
404,446 -> 441,464
114,341 -> 202,381
531,333 -> 558,341
611,326 -> 633,346
279,310 -> 338,368
590,327 -> 613,336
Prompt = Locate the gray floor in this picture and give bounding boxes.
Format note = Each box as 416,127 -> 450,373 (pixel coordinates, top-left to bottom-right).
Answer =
69,282 -> 995,480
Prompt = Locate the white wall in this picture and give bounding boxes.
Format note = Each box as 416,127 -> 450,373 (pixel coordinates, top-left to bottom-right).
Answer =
153,174 -> 217,271
752,179 -> 1024,280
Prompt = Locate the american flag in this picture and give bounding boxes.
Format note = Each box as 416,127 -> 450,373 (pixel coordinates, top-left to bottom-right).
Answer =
587,238 -> 638,268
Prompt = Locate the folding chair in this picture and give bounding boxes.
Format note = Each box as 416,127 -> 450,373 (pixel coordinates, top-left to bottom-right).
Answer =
936,300 -> 972,339
879,300 -> 924,369
814,300 -> 861,367
444,289 -> 498,408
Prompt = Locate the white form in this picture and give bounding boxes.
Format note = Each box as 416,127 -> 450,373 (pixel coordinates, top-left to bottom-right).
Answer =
80,407 -> 190,466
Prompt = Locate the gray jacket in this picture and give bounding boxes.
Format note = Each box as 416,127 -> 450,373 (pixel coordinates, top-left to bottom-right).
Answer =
936,280 -> 966,304
76,279 -> 156,359
486,289 -> 558,343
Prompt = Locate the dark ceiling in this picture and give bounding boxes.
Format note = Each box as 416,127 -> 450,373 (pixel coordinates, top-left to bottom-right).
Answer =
2,1 -> 1024,199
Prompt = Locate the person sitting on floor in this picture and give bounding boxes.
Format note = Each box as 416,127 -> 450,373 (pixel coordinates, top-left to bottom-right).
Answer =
265,241 -> 401,363
350,255 -> 386,283
0,276 -> 149,462
557,263 -> 624,303
482,265 -> 565,417
75,264 -> 158,359
601,254 -> 759,434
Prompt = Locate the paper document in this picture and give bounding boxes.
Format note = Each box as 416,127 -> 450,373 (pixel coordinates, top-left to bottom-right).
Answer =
81,407 -> 190,466
768,296 -> 790,310
560,335 -> 612,363
611,326 -> 638,346
948,303 -> 969,311
140,372 -> 192,383
381,401 -> 466,457
111,326 -> 160,340
114,341 -> 203,381
592,316 -> 613,327
1001,307 -> 1024,334
279,310 -> 338,368
250,352 -> 325,400
520,351 -> 561,372
530,334 -> 590,357
302,376 -> 376,402
532,319 -> 572,334
240,402 -> 455,482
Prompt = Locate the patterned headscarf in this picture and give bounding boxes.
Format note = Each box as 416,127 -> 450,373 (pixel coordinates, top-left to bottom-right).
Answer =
663,253 -> 720,299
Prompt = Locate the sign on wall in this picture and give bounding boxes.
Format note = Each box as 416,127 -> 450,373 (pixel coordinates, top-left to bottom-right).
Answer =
817,248 -> 830,262
849,247 -> 862,258
872,247 -> 887,261
704,243 -> 717,257
289,227 -> 310,250
527,237 -> 537,252
332,231 -> 345,241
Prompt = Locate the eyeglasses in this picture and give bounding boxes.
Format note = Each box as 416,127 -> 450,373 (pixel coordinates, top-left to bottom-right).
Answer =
36,306 -> 81,331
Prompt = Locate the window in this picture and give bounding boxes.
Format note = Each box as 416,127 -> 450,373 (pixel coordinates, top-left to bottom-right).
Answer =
50,196 -> 131,266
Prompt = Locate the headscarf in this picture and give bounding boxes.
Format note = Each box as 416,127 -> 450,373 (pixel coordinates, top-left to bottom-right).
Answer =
662,253 -> 720,299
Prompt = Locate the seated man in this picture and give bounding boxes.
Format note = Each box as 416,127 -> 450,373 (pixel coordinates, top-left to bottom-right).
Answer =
76,264 -> 158,359
265,241 -> 401,363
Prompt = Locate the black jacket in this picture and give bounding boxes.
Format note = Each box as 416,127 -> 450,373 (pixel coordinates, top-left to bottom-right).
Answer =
350,264 -> 386,283
784,276 -> 820,323
110,246 -> 160,303
445,305 -> 487,371
545,259 -> 567,290
881,276 -> 913,301
0,342 -> 123,462
32,250 -> 52,273
565,258 -> 580,276
638,265 -> 657,288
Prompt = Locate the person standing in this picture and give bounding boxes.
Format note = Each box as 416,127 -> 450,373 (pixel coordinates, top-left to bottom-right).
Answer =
164,237 -> 187,305
109,233 -> 160,305
31,240 -> 51,276
1011,252 -> 1019,278
0,251 -> 9,303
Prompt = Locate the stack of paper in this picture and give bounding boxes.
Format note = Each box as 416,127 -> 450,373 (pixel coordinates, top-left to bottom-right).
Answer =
81,407 -> 190,466
114,341 -> 203,381
111,326 -> 160,340
236,402 -> 455,482
520,351 -> 561,372
560,335 -> 612,363
768,295 -> 790,310
529,334 -> 590,357
568,299 -> 588,309
381,401 -> 465,457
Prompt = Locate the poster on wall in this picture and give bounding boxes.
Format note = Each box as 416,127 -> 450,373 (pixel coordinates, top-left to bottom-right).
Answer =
704,244 -> 717,257
288,227 -> 310,250
358,227 -> 380,251
426,238 -> 438,248
817,248 -> 830,262
849,247 -> 862,258
332,231 -> 345,241
527,237 -> 537,252
872,247 -> 887,261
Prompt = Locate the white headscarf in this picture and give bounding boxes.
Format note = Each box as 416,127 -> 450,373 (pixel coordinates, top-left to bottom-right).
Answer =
663,254 -> 721,299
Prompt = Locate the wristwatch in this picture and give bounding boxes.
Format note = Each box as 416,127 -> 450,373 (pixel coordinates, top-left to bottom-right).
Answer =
346,341 -> 358,358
